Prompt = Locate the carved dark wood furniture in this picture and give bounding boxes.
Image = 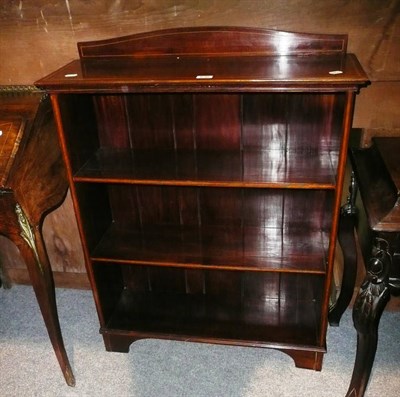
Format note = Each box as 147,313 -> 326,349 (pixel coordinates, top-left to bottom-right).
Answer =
35,27 -> 369,372
336,137 -> 400,397
0,90 -> 75,386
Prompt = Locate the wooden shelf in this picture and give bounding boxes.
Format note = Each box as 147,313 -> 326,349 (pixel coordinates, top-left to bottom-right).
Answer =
91,223 -> 328,273
102,288 -> 322,349
75,148 -> 337,189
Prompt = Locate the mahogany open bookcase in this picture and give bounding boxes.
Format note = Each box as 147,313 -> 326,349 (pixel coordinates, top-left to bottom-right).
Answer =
35,27 -> 369,371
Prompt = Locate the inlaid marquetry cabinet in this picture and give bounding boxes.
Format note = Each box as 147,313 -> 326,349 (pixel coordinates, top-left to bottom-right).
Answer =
36,27 -> 369,370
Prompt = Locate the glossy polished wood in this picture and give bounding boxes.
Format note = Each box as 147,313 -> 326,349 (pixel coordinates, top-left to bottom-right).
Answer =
77,27 -> 348,58
35,28 -> 367,94
102,277 -> 322,346
36,27 -> 369,372
74,148 -> 337,188
36,54 -> 367,93
69,91 -> 345,187
90,224 -> 329,273
0,92 -> 74,386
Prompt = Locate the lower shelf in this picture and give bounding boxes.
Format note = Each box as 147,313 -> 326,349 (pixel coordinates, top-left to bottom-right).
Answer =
93,262 -> 326,370
102,288 -> 321,350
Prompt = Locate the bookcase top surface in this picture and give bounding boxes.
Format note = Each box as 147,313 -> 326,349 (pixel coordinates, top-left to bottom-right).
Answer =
35,26 -> 369,93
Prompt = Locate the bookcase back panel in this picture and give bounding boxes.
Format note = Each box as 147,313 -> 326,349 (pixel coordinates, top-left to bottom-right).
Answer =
243,93 -> 345,152
93,94 -> 241,150
104,185 -> 333,230
91,93 -> 345,153
286,94 -> 345,151
242,94 -> 287,150
94,261 -> 325,298
115,266 -> 324,302
194,94 -> 241,150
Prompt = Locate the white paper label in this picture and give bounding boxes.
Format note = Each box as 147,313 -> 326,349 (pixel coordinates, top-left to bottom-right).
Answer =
196,75 -> 214,79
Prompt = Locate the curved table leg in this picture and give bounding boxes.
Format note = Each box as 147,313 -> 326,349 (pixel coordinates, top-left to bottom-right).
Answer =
345,238 -> 391,397
12,203 -> 76,386
329,171 -> 358,326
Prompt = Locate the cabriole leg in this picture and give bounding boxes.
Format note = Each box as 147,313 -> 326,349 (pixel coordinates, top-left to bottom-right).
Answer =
14,203 -> 76,386
329,171 -> 358,326
345,238 -> 391,397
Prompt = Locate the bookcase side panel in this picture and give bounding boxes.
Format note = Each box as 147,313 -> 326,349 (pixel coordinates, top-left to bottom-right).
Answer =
56,94 -> 100,174
74,182 -> 112,252
93,95 -> 131,148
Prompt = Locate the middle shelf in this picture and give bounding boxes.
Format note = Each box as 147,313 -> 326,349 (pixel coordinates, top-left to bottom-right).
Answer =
76,183 -> 334,274
74,147 -> 338,188
91,224 -> 329,273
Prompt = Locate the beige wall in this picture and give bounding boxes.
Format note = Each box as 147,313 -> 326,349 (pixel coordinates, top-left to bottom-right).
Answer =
1,0 -> 400,128
1,1 -> 399,287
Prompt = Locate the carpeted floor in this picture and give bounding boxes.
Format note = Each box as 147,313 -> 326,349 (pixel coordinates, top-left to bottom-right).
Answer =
0,285 -> 399,397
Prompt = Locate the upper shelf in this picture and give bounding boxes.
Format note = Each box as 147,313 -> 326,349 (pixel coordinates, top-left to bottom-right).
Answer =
35,27 -> 369,93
